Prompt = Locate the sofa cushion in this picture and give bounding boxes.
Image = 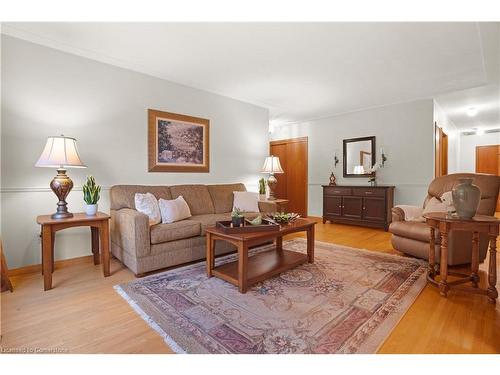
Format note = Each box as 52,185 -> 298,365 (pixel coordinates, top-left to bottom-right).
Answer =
110,185 -> 172,210
150,220 -> 201,245
188,213 -> 231,235
169,185 -> 215,215
207,183 -> 247,214
389,221 -> 440,244
188,212 -> 261,235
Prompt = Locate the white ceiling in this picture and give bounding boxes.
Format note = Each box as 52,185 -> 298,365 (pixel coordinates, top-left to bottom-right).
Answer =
2,22 -> 499,125
435,84 -> 500,131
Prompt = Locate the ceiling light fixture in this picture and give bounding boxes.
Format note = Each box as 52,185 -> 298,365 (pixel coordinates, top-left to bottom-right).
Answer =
466,107 -> 478,117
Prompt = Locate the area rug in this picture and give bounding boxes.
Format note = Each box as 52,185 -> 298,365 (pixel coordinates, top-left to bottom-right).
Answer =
114,238 -> 427,353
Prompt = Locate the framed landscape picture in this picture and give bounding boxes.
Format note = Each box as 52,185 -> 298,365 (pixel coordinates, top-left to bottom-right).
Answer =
148,109 -> 210,172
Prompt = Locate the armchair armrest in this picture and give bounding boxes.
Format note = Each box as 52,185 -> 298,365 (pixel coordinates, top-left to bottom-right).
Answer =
392,205 -> 424,222
110,208 -> 150,258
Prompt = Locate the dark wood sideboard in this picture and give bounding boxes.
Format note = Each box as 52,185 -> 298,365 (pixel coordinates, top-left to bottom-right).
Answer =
322,185 -> 395,231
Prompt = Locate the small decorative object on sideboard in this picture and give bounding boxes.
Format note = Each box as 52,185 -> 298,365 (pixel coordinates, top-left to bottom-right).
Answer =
231,207 -> 244,227
329,172 -> 337,186
452,178 -> 481,219
83,176 -> 101,216
35,135 -> 87,219
258,178 -> 267,200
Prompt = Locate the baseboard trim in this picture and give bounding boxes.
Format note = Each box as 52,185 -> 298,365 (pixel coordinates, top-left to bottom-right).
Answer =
8,255 -> 94,276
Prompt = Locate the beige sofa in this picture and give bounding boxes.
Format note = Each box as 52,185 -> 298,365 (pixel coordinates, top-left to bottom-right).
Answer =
110,183 -> 276,276
389,173 -> 500,265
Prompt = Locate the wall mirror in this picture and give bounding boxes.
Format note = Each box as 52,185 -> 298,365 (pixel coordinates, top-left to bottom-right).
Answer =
343,136 -> 376,177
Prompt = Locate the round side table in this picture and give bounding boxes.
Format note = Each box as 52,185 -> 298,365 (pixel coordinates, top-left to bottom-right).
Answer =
423,212 -> 499,304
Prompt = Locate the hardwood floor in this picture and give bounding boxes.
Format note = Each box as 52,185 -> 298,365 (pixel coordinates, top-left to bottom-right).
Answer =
1,219 -> 499,354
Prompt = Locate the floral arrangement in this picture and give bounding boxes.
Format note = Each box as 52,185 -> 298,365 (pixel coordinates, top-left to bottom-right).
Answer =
367,162 -> 382,185
266,212 -> 300,224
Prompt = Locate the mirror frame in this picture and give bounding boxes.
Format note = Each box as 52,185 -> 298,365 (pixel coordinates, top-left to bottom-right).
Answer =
343,136 -> 376,178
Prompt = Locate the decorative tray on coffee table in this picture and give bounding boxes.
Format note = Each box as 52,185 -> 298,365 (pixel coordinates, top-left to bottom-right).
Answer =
216,219 -> 280,234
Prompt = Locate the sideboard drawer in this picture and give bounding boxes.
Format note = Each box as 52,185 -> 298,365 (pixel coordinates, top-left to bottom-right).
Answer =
323,186 -> 352,196
352,188 -> 386,197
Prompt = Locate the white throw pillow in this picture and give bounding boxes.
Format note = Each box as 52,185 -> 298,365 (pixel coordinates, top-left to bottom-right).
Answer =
159,196 -> 192,224
134,193 -> 161,226
422,191 -> 454,216
233,191 -> 259,213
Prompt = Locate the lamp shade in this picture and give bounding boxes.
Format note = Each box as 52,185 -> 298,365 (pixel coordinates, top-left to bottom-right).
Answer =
261,155 -> 284,174
353,165 -> 365,174
35,135 -> 87,168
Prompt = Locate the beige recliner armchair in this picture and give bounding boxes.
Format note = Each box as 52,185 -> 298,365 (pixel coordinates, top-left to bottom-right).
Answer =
390,173 -> 500,266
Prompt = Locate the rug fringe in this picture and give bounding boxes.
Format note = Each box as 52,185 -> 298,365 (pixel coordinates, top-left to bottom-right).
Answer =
113,285 -> 186,354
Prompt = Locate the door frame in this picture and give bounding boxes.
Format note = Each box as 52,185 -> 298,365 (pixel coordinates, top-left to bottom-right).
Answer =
434,122 -> 448,177
269,136 -> 308,216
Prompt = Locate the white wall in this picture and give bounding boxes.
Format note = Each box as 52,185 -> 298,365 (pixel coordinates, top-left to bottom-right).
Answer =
458,131 -> 500,172
433,100 -> 460,173
1,35 -> 269,268
270,99 -> 435,216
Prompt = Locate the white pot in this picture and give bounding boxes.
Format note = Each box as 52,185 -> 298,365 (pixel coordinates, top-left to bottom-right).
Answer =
85,204 -> 98,216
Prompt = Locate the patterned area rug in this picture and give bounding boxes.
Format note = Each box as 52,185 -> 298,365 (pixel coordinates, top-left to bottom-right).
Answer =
115,239 -> 427,353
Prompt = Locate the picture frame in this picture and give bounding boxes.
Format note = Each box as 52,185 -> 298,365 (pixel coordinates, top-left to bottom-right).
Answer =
148,109 -> 210,172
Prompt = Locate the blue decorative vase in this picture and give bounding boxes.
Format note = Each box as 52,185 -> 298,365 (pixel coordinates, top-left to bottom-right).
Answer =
452,178 -> 481,219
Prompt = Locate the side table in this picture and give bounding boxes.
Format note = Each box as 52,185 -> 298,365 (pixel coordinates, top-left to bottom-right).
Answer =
259,198 -> 289,213
424,212 -> 499,303
36,212 -> 111,290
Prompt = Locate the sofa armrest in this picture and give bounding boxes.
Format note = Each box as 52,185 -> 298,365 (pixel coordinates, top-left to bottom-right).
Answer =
258,201 -> 277,213
110,208 -> 150,258
392,205 -> 424,222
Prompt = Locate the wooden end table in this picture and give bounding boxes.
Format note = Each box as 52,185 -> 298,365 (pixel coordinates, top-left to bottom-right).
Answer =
259,198 -> 289,212
36,212 -> 111,291
424,212 -> 499,303
205,218 -> 315,293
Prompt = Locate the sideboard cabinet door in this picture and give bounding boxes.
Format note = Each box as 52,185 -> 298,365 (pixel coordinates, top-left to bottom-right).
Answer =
342,196 -> 363,219
324,196 -> 342,217
362,197 -> 385,221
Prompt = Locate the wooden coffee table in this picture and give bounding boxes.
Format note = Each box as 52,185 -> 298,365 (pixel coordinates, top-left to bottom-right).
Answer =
205,218 -> 316,293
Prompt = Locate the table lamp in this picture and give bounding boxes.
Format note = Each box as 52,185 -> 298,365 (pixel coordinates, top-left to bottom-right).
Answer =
260,155 -> 284,200
35,135 -> 87,219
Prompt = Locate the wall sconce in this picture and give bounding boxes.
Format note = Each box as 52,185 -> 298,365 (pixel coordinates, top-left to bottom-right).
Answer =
334,150 -> 339,168
380,147 -> 387,167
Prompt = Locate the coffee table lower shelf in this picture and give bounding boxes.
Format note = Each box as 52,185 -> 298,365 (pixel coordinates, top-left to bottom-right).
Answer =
212,249 -> 308,290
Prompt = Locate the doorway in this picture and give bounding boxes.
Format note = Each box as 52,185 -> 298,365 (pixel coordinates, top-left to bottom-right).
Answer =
434,122 -> 448,177
476,144 -> 500,211
269,137 -> 308,217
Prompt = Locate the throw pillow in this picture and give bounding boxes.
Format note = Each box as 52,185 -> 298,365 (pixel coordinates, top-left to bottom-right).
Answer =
134,193 -> 161,226
233,191 -> 259,213
422,191 -> 454,216
159,196 -> 192,224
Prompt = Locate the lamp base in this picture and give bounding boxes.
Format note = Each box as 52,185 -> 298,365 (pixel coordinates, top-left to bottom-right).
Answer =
50,168 -> 74,220
267,174 -> 278,200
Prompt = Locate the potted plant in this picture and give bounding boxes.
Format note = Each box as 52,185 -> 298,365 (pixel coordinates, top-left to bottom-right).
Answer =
83,175 -> 101,216
258,178 -> 267,200
231,207 -> 244,227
